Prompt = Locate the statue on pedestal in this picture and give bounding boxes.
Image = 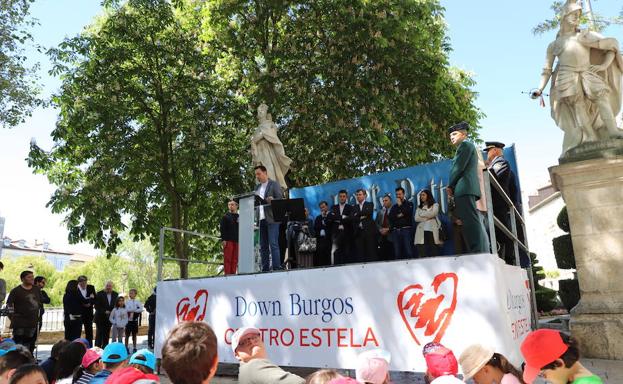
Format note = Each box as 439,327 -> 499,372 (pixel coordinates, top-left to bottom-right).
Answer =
251,104 -> 292,189
533,0 -> 623,155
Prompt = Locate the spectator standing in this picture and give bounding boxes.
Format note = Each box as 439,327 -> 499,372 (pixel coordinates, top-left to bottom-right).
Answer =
39,340 -> 70,383
459,344 -> 524,384
77,276 -> 96,347
124,289 -> 143,353
351,189 -> 378,263
109,297 -> 128,343
328,190 -> 353,265
232,327 -> 304,384
88,342 -> 128,384
447,122 -> 488,254
220,200 -> 240,275
34,277 -> 50,334
161,321 -> 219,384
389,187 -> 414,259
414,190 -> 443,257
6,271 -> 41,353
313,201 -> 332,267
254,165 -> 284,272
62,280 -> 85,341
94,282 -> 118,348
144,288 -> 156,350
375,194 -> 394,261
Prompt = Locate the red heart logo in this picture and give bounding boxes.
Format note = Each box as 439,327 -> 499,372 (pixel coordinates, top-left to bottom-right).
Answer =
176,289 -> 209,322
397,272 -> 458,345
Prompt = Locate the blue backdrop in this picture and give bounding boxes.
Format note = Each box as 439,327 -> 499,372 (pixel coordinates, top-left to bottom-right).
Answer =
289,145 -> 522,255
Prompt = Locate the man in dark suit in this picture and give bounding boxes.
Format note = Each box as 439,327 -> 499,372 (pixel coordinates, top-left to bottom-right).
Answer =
389,187 -> 415,259
375,194 -> 394,261
94,281 -> 118,348
254,165 -> 284,272
447,122 -> 488,253
313,201 -> 332,267
77,275 -> 96,346
328,189 -> 354,265
352,189 -> 378,262
485,141 -> 525,265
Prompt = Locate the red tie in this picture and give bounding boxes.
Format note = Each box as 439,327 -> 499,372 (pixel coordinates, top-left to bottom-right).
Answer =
383,210 -> 389,228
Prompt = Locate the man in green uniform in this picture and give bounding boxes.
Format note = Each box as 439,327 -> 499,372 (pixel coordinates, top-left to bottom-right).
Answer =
447,122 -> 488,254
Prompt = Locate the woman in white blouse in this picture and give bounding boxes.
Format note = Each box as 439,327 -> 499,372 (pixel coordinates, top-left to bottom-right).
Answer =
414,189 -> 443,257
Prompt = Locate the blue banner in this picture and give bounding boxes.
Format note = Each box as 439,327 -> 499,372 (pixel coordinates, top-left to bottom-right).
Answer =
290,145 -> 522,255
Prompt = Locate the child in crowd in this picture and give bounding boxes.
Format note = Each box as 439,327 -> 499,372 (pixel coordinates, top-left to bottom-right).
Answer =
305,370 -> 342,384
54,341 -> 86,384
0,345 -> 35,384
89,342 -> 129,384
73,348 -> 103,384
38,339 -> 69,383
521,329 -> 603,384
7,364 -> 47,384
109,296 -> 129,343
124,289 -> 143,354
128,349 -> 156,374
459,344 -> 524,384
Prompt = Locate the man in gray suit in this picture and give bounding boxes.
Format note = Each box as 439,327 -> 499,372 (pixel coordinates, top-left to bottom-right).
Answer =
255,165 -> 284,271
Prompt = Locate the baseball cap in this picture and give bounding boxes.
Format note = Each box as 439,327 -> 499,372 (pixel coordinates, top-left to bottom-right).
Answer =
82,349 -> 102,368
129,349 -> 157,371
0,347 -> 16,357
0,339 -> 16,351
74,338 -> 91,349
231,327 -> 261,353
106,366 -> 159,384
102,342 -> 129,363
356,355 -> 389,384
422,342 -> 458,377
520,329 -> 568,383
458,344 -> 494,380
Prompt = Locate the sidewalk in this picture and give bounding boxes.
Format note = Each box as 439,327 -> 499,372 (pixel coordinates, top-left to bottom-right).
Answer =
35,338 -> 623,383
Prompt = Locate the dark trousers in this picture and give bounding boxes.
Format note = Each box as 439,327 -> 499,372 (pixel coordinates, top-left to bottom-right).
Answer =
354,231 -> 378,262
378,234 -> 394,261
331,229 -> 349,265
148,314 -> 156,348
314,236 -> 332,266
13,327 -> 37,354
417,231 -> 439,258
392,227 -> 414,259
64,317 -> 82,341
259,219 -> 281,271
95,320 -> 112,348
82,314 -> 93,345
454,195 -> 488,253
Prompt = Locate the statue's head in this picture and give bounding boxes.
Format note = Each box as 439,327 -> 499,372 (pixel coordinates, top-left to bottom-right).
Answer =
257,103 -> 268,120
560,0 -> 582,25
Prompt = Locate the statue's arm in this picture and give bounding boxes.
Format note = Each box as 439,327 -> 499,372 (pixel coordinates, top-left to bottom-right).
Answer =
535,43 -> 556,95
591,51 -> 615,73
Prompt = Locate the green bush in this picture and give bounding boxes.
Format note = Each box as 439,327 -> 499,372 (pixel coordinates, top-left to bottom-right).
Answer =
553,234 -> 576,269
557,206 -> 570,232
536,288 -> 559,312
558,279 -> 580,312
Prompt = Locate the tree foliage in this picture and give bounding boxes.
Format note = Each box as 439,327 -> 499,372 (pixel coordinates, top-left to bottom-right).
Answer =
28,0 -> 248,277
0,0 -> 41,128
202,0 -> 482,185
29,0 -> 481,277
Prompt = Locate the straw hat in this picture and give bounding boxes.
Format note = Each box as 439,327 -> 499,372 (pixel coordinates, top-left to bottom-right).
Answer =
458,344 -> 495,380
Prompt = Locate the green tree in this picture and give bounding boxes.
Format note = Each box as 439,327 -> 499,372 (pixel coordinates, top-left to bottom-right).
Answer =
0,0 -> 41,128
28,0 -> 248,278
202,0 -> 483,185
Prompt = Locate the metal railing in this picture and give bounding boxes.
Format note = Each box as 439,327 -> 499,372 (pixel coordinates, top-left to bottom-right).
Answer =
1,308 -> 150,333
157,227 -> 223,281
482,169 -> 539,329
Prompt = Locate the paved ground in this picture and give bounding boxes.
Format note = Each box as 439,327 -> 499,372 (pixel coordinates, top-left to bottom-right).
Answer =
35,337 -> 623,383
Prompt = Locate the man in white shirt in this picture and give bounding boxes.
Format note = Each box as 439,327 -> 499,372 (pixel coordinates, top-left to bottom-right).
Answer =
254,165 -> 284,272
124,288 -> 143,353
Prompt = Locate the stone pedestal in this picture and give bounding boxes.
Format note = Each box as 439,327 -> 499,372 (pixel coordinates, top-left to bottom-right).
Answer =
549,140 -> 623,360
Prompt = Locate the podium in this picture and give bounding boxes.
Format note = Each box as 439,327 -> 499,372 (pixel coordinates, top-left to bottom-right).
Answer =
233,192 -> 265,274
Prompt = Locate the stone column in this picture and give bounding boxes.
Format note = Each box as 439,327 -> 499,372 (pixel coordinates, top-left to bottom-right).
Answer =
549,140 -> 623,359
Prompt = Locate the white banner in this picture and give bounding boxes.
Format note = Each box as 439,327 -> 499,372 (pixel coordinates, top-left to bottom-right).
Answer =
155,253 -> 532,372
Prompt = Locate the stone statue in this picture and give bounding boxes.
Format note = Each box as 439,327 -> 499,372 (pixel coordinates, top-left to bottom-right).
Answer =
533,0 -> 623,155
251,104 -> 292,189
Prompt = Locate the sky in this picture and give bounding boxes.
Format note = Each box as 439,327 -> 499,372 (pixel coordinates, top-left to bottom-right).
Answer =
0,0 -> 622,255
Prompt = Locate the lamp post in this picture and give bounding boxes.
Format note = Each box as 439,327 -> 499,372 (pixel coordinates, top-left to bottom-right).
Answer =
122,272 -> 128,296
